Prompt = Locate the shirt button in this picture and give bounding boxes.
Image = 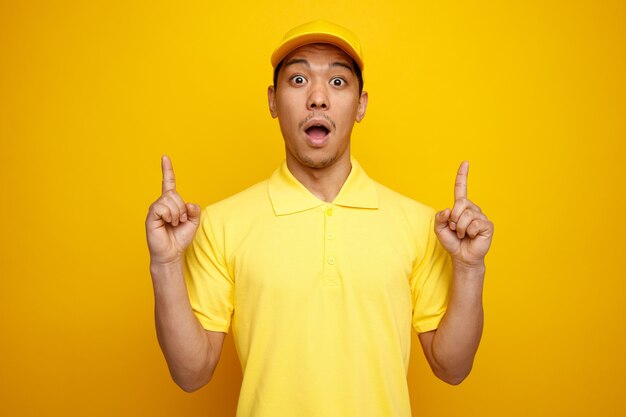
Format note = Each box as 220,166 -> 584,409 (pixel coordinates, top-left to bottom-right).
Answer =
327,257 -> 335,265
325,207 -> 333,216
327,232 -> 335,240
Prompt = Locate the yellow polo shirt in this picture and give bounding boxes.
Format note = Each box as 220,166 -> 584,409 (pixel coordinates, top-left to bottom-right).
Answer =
184,157 -> 451,417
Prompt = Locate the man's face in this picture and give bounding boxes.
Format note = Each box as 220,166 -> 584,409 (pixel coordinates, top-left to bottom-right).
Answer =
268,43 -> 368,170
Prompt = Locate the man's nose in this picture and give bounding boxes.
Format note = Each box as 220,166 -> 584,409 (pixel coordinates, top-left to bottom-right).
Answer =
307,82 -> 329,110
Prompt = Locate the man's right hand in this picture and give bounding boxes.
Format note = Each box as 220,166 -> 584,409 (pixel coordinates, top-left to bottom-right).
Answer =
146,155 -> 201,266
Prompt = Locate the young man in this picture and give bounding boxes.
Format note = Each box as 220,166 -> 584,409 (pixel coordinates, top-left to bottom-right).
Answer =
146,20 -> 493,417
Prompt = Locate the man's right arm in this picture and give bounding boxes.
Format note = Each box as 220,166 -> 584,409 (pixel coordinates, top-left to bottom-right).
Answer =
151,261 -> 225,392
146,155 -> 225,392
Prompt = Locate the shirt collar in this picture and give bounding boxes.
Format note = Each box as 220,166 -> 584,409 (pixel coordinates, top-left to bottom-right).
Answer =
268,157 -> 379,216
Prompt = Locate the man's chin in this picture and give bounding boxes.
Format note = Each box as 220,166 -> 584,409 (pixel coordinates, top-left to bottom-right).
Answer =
297,153 -> 338,169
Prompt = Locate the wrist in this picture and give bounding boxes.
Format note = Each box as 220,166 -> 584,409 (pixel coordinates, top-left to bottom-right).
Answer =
452,258 -> 486,276
150,258 -> 184,275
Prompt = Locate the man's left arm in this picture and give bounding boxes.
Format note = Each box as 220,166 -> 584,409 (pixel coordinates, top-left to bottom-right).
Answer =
418,161 -> 494,385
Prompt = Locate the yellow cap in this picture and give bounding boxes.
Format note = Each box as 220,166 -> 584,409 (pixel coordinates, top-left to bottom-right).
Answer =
271,20 -> 364,71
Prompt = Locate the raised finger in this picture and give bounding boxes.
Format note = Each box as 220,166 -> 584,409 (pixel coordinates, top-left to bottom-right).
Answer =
454,160 -> 469,201
449,197 -> 481,227
449,198 -> 469,227
164,190 -> 188,222
161,155 -> 176,194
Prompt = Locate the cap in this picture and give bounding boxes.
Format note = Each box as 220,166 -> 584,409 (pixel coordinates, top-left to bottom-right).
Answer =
271,20 -> 364,71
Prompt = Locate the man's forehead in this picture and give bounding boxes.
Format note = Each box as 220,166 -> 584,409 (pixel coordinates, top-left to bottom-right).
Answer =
282,43 -> 354,65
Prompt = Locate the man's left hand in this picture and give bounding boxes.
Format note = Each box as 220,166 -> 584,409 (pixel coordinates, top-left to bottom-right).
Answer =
435,161 -> 494,269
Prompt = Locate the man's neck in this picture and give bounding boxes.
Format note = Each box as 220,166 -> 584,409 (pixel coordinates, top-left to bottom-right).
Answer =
285,153 -> 352,203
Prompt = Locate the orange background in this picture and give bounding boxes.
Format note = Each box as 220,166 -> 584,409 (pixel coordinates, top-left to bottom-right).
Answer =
1,1 -> 625,416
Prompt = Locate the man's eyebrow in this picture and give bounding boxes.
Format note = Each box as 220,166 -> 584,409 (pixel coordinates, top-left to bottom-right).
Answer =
283,58 -> 354,73
284,58 -> 310,68
330,61 -> 355,73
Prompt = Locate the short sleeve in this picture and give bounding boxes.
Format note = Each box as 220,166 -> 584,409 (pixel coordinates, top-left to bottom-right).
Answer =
183,206 -> 234,333
410,211 -> 452,334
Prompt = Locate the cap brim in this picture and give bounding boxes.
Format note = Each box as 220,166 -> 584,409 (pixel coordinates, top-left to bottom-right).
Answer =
271,33 -> 364,71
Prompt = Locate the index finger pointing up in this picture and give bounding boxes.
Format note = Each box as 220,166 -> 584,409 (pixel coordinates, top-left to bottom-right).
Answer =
454,160 -> 469,200
161,155 -> 176,194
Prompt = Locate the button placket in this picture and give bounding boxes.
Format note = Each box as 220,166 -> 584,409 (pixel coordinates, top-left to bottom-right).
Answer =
323,204 -> 338,286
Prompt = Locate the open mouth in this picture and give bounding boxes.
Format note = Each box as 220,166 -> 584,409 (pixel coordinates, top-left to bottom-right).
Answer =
302,117 -> 333,147
305,125 -> 330,140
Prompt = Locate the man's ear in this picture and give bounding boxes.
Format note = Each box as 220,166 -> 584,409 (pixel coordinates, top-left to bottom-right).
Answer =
356,90 -> 368,123
268,85 -> 278,119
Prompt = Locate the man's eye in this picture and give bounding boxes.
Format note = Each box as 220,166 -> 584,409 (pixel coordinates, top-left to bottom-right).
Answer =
292,76 -> 306,84
331,78 -> 345,87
